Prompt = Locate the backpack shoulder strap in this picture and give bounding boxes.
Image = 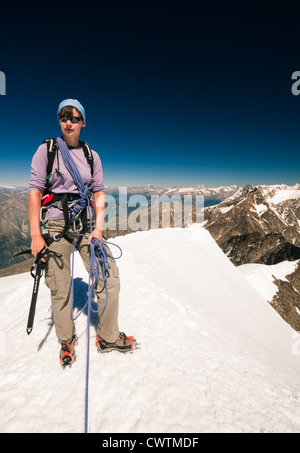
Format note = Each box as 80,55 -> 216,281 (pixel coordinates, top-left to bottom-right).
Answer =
43,138 -> 59,180
43,138 -> 94,180
80,141 -> 94,177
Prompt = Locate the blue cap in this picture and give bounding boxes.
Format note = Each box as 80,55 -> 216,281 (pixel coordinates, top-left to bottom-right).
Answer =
57,99 -> 86,122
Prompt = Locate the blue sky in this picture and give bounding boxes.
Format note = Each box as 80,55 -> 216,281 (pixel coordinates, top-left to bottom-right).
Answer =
1,1 -> 300,188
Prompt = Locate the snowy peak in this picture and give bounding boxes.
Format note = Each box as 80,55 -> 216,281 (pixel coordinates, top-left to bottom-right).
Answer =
104,183 -> 240,201
204,183 -> 300,330
261,183 -> 300,204
0,184 -> 27,192
162,184 -> 239,199
0,184 -> 17,190
205,184 -> 300,264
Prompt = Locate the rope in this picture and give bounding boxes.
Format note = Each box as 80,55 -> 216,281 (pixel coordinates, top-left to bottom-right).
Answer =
56,136 -> 122,433
71,234 -> 122,433
83,236 -> 122,433
56,136 -> 93,222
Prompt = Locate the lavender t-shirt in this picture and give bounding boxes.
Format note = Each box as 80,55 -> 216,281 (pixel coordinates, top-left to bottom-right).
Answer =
29,142 -> 105,220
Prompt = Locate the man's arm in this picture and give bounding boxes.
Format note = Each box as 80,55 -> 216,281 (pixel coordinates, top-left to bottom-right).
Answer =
88,190 -> 105,243
28,190 -> 47,256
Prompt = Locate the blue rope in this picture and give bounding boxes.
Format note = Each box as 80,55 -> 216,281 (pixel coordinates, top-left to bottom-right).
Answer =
56,136 -> 93,223
80,236 -> 122,433
56,136 -> 122,433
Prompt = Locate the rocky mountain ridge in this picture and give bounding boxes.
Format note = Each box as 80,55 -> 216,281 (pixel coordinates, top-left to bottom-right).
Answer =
203,183 -> 300,330
204,184 -> 300,265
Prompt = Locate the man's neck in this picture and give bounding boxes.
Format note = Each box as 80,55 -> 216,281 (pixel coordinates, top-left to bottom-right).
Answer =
62,134 -> 80,148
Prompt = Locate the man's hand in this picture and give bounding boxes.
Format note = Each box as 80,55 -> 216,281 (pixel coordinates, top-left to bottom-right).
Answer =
31,234 -> 47,258
88,226 -> 103,244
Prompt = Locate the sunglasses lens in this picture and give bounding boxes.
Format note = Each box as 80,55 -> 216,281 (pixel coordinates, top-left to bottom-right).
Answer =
59,115 -> 82,123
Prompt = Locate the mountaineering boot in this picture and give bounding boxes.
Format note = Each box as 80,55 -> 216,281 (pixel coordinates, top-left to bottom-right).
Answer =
60,335 -> 77,367
96,332 -> 137,353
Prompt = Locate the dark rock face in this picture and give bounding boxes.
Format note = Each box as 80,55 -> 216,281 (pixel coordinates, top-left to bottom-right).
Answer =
205,184 -> 300,266
204,184 -> 300,330
271,262 -> 300,331
0,191 -> 31,269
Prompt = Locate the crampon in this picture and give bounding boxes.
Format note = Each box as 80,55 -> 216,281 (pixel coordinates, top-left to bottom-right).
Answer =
96,332 -> 139,353
60,335 -> 77,368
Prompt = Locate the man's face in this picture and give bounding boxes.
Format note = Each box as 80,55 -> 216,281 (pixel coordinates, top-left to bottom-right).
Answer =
59,107 -> 85,140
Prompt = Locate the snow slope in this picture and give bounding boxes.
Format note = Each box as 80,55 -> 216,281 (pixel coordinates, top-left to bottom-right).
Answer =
0,225 -> 299,433
238,260 -> 299,302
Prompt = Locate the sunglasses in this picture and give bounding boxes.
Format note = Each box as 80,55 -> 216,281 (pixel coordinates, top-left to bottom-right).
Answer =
59,115 -> 83,123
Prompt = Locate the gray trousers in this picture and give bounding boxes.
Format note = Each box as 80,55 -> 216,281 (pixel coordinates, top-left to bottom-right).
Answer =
44,220 -> 120,342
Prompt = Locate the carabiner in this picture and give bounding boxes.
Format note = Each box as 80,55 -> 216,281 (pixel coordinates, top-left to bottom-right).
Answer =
73,217 -> 83,232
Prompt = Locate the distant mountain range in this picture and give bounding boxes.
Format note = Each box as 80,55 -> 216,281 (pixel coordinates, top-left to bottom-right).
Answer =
0,185 -> 28,192
104,183 -> 239,206
1,183 -> 240,198
0,183 -> 239,271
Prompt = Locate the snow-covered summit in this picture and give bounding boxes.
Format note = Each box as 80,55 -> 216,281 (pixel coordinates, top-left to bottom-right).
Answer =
0,226 -> 299,433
